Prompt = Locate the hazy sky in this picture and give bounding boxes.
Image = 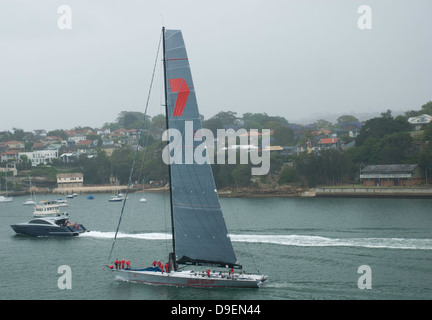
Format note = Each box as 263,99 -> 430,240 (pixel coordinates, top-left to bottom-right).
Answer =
1,0 -> 431,132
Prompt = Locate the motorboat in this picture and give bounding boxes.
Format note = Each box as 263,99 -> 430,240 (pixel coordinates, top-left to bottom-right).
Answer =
56,199 -> 69,207
11,214 -> 87,237
108,193 -> 127,202
33,200 -> 62,217
0,195 -> 13,203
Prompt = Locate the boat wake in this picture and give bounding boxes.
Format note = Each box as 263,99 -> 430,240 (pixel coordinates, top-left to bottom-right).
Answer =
81,231 -> 171,241
231,234 -> 432,250
82,231 -> 432,250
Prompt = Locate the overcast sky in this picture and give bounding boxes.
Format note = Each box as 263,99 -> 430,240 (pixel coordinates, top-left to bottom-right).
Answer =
1,0 -> 431,132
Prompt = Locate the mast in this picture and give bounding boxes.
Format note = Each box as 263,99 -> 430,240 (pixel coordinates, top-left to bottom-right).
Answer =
162,26 -> 177,271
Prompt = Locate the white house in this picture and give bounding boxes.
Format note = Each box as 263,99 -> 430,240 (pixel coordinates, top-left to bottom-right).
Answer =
19,150 -> 59,166
408,114 -> 432,131
69,134 -> 87,144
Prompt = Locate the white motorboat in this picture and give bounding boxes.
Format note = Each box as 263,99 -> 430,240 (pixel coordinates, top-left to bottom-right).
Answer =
33,200 -> 62,217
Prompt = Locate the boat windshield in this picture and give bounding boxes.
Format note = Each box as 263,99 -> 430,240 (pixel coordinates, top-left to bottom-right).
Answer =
29,219 -> 52,225
54,218 -> 68,226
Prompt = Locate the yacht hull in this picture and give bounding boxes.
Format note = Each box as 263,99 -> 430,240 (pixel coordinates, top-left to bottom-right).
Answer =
11,224 -> 86,237
114,268 -> 268,288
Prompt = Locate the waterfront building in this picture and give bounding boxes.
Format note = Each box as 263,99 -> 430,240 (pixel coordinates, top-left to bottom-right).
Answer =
360,164 -> 424,186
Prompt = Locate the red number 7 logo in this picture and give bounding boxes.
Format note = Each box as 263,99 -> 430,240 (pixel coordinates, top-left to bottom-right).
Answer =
169,78 -> 190,117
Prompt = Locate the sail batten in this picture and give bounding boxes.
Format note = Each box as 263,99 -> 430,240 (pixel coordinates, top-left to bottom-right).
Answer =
163,29 -> 238,268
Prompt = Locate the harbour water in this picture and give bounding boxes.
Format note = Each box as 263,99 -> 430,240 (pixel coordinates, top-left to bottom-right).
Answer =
1,193 -> 432,300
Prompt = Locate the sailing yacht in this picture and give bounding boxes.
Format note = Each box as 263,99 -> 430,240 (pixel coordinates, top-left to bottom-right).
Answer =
0,170 -> 13,203
109,28 -> 268,288
23,175 -> 37,206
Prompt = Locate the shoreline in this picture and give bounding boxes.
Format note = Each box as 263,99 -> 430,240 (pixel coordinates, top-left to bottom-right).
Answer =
4,185 -> 432,199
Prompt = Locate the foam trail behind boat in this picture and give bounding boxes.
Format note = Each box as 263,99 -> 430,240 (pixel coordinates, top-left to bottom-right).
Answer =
82,231 -> 432,250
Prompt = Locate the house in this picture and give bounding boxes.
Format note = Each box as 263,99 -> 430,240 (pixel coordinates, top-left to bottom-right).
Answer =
57,173 -> 84,189
360,164 -> 423,186
59,152 -> 77,164
317,138 -> 342,150
280,146 -> 297,156
18,150 -> 59,166
69,134 -> 87,144
4,140 -> 25,150
76,140 -> 93,147
32,142 -> 45,150
408,114 -> 432,131
0,150 -> 20,162
96,128 -> 111,136
102,138 -> 114,145
113,129 -> 127,137
0,163 -> 18,177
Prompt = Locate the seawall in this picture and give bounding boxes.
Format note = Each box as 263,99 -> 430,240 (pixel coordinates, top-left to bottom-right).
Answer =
315,187 -> 432,198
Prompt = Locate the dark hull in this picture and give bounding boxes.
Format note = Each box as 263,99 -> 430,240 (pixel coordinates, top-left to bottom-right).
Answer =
11,224 -> 87,237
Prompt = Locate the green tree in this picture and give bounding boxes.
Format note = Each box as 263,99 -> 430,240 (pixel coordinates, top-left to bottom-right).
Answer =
203,111 -> 240,134
355,113 -> 410,147
420,101 -> 432,115
47,129 -> 67,139
423,122 -> 432,143
379,132 -> 413,164
79,150 -> 111,184
294,149 -> 351,187
337,115 -> 359,124
278,166 -> 297,184
150,114 -> 166,140
231,165 -> 251,187
111,146 -> 134,184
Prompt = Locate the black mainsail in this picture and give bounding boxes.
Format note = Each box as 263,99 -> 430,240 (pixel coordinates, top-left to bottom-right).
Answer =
163,29 -> 239,269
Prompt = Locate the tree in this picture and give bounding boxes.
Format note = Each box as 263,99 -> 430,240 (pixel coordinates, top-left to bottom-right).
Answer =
231,165 -> 251,187
313,119 -> 333,130
294,149 -> 351,187
78,150 -> 111,184
423,123 -> 432,143
337,115 -> 359,124
111,146 -> 134,184
379,132 -> 413,164
272,125 -> 295,146
203,111 -> 240,134
47,129 -> 67,139
123,113 -> 139,129
355,113 -> 410,147
420,101 -> 432,115
278,166 -> 297,184
150,114 -> 166,140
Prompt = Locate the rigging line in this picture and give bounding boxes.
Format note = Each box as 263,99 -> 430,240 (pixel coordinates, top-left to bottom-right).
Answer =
226,198 -> 261,274
107,31 -> 163,266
